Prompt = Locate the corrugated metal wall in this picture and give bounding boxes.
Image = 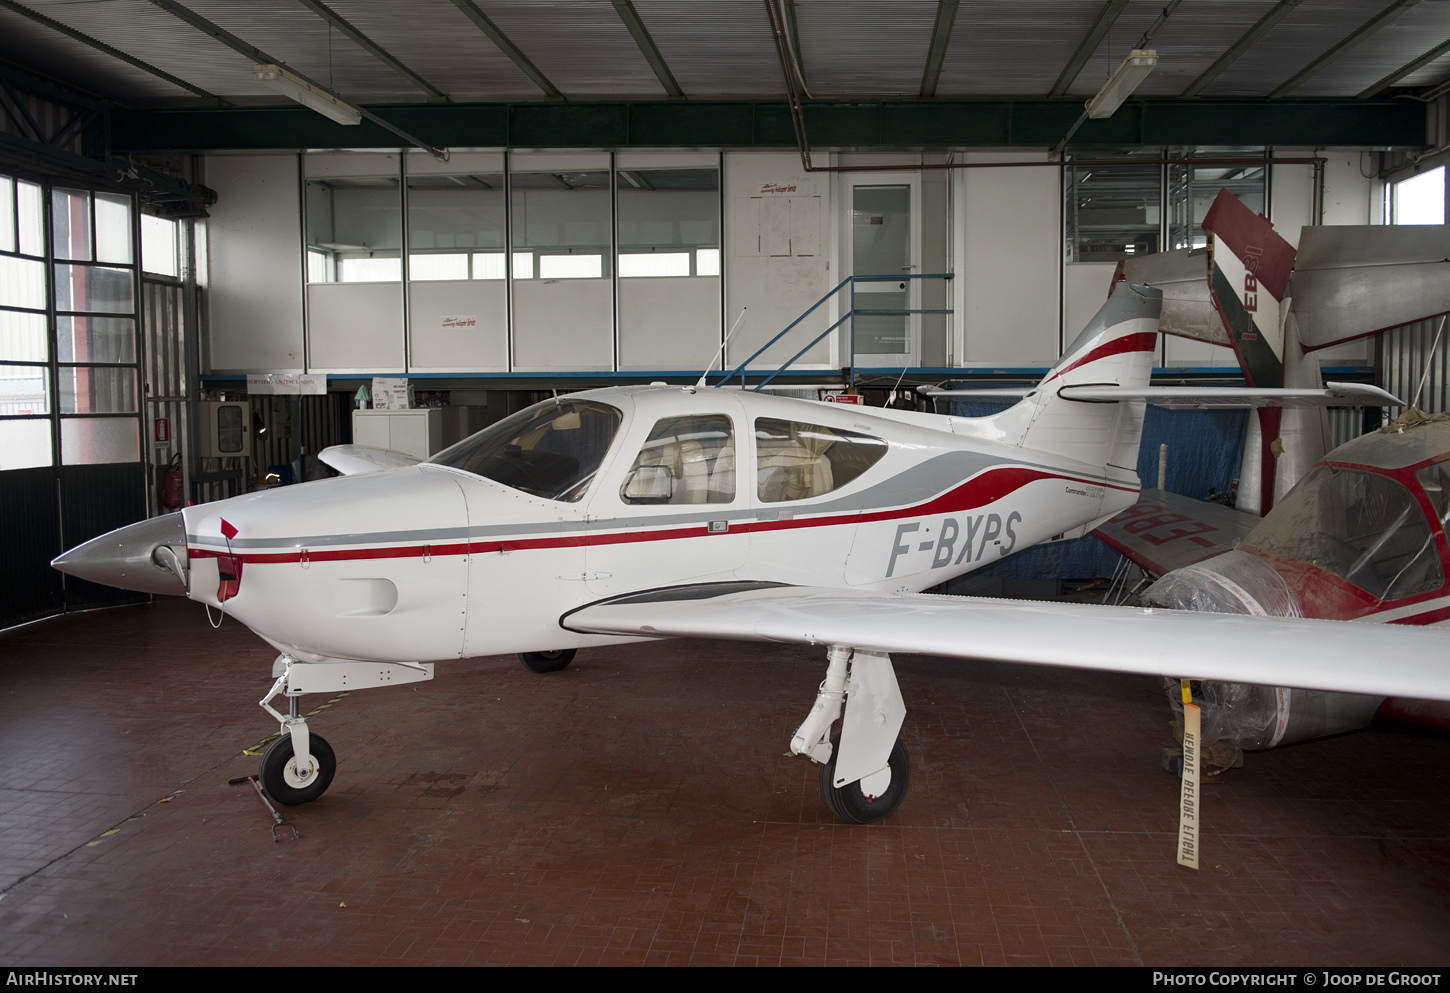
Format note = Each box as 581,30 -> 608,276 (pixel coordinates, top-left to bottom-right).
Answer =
1378,317 -> 1450,415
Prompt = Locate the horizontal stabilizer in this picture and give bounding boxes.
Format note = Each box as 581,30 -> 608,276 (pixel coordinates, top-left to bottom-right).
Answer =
564,584 -> 1450,703
1119,247 -> 1225,345
1093,489 -> 1260,577
318,444 -> 422,475
1291,224 -> 1450,350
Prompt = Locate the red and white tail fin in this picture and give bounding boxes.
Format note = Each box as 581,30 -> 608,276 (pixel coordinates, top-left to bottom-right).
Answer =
1203,188 -> 1297,389
995,282 -> 1162,476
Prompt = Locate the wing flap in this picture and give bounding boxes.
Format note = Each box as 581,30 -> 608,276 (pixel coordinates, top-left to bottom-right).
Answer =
564,585 -> 1450,703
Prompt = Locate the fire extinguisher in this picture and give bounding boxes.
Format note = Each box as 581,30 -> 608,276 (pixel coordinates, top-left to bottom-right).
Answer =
162,454 -> 184,511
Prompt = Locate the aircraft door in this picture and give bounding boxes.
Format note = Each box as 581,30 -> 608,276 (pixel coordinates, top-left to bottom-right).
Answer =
585,408 -> 750,598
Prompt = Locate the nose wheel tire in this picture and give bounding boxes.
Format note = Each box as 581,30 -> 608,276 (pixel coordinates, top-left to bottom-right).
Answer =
819,735 -> 910,824
517,649 -> 576,673
259,732 -> 336,805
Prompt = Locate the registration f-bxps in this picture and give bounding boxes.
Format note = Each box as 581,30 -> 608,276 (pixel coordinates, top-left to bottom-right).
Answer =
52,285 -> 1450,822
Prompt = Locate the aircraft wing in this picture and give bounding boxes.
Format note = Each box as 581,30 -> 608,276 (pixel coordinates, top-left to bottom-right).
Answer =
318,444 -> 423,475
1093,488 -> 1259,576
563,583 -> 1450,703
919,383 -> 1400,408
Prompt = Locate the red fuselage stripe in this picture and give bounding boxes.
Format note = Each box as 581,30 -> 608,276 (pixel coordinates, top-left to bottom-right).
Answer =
188,465 -> 1136,565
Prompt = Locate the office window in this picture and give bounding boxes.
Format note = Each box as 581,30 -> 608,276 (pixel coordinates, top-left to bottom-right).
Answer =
617,168 -> 720,278
1065,158 -> 1160,263
1169,160 -> 1266,250
511,170 -> 611,279
305,176 -> 402,283
407,170 -> 505,281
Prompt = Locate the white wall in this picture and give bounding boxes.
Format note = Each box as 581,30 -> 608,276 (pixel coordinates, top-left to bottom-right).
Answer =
203,147 -> 1392,379
205,154 -> 304,372
956,151 -> 1061,366
722,151 -> 832,374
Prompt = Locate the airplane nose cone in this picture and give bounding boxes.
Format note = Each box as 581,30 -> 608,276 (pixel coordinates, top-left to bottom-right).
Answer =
51,512 -> 189,595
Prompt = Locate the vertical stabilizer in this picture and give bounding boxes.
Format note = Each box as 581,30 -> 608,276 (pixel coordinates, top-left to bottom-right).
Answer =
994,283 -> 1162,479
1203,188 -> 1299,514
1203,189 -> 1296,388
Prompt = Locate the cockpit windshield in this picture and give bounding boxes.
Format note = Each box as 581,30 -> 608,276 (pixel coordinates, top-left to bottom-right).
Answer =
428,399 -> 622,502
1244,464 -> 1443,600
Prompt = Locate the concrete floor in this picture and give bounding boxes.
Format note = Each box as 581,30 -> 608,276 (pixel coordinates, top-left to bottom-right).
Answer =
0,597 -> 1448,967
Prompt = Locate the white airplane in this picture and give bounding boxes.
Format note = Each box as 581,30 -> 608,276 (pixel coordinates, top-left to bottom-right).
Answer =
51,283 -> 1450,824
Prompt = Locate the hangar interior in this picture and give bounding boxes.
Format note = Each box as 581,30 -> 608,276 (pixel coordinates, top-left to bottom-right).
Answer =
1,0 -> 1449,966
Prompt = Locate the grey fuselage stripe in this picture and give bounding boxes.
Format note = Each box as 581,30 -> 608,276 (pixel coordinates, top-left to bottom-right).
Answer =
188,449 -> 1106,552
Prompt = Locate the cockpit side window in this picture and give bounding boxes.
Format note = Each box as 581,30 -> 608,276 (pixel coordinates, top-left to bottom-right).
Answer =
1246,465 -> 1443,600
754,418 -> 887,503
428,399 -> 621,502
620,414 -> 735,505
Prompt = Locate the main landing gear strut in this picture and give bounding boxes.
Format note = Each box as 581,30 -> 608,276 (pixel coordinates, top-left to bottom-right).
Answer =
257,654 -> 435,805
790,646 -> 910,823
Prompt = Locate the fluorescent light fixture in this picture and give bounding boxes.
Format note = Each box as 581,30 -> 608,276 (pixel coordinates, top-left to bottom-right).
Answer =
253,64 -> 361,126
1085,49 -> 1157,119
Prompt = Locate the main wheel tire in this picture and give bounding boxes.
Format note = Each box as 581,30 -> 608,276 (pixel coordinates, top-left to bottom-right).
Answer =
818,734 -> 910,824
259,732 -> 336,806
517,649 -> 576,673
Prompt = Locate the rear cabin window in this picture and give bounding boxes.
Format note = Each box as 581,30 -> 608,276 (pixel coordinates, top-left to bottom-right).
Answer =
620,414 -> 736,505
429,399 -> 621,502
754,418 -> 887,502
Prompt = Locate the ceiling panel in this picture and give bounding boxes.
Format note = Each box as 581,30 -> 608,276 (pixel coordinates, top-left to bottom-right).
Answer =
793,0 -> 940,97
937,0 -> 1130,98
317,0 -> 544,101
0,6 -> 195,102
0,0 -> 1448,113
482,0 -> 664,97
632,0 -> 781,97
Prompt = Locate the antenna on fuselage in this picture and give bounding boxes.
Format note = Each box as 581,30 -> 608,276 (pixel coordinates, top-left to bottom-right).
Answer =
695,307 -> 749,390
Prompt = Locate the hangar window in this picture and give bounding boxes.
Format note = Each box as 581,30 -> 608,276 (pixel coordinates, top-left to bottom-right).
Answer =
755,418 -> 887,503
429,398 -> 621,502
1390,166 -> 1445,225
621,414 -> 735,505
1,180 -> 141,468
617,168 -> 720,278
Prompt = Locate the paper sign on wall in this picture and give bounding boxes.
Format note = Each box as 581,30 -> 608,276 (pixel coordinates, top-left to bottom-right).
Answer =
247,374 -> 326,396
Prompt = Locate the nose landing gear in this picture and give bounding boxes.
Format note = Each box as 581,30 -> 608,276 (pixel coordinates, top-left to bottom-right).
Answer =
257,654 -> 434,804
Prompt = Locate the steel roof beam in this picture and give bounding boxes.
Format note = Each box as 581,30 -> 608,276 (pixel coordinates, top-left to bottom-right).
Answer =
0,0 -> 223,104
449,0 -> 563,100
612,0 -> 683,98
1357,35 -> 1450,98
295,0 -> 446,101
146,0 -> 444,156
1270,0 -> 1422,99
1049,0 -> 1128,98
919,0 -> 959,99
1181,0 -> 1304,98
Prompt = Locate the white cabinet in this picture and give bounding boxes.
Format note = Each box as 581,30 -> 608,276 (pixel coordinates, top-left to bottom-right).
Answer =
351,408 -> 443,460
